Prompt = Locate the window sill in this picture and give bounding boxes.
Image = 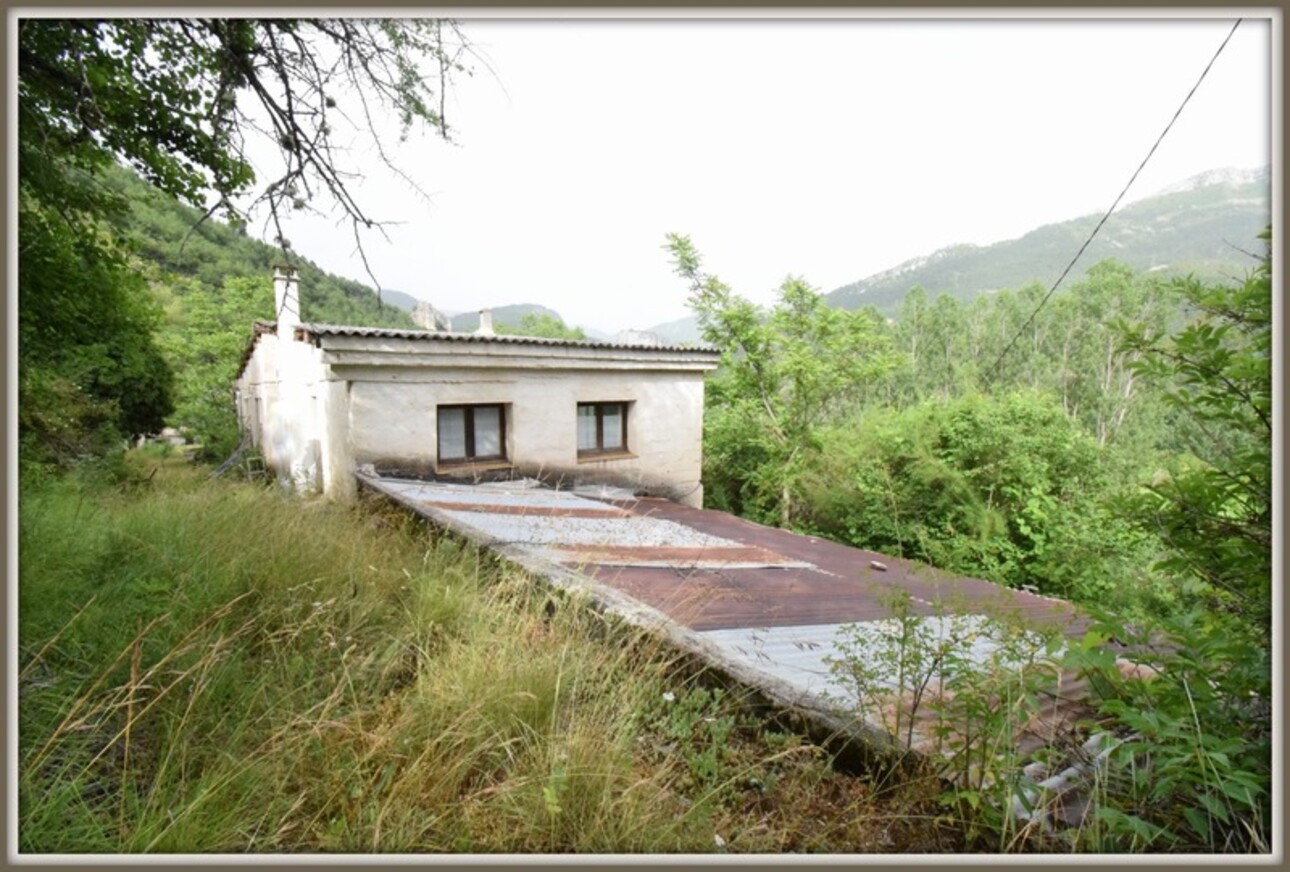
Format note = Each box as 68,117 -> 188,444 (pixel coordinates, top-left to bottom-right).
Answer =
437,459 -> 513,474
577,450 -> 636,464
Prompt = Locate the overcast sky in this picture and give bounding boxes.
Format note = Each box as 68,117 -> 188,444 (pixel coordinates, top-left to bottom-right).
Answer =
263,14 -> 1272,334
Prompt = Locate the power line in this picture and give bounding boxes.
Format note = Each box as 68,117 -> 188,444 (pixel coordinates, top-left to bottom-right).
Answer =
984,18 -> 1243,384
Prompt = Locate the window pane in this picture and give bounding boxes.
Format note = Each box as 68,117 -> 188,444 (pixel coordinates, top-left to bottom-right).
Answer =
602,404 -> 624,450
438,407 -> 466,460
473,405 -> 502,457
577,404 -> 598,451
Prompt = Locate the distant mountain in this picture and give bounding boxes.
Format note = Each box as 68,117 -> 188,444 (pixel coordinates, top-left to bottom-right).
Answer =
376,289 -> 423,312
582,326 -> 615,342
647,314 -> 704,345
450,303 -> 566,332
1150,166 -> 1268,197
825,166 -> 1270,314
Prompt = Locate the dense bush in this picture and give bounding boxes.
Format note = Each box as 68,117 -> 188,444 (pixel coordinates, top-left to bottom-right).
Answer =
794,392 -> 1161,611
18,190 -> 174,467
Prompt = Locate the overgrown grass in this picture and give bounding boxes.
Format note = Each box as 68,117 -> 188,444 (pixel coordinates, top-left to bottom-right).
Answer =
18,452 -> 952,854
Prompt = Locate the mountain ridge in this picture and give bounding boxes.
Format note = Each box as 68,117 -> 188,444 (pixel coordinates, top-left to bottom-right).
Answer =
825,164 -> 1270,313
648,165 -> 1270,343
107,159 -> 1269,347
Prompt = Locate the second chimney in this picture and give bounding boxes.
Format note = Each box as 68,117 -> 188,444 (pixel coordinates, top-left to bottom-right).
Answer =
274,265 -> 300,341
475,309 -> 495,337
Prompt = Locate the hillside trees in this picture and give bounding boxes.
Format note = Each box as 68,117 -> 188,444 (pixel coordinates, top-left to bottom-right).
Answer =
1045,261 -> 1176,446
666,233 -> 898,525
1119,238 -> 1273,638
883,261 -> 1177,460
497,312 -> 587,341
154,274 -> 272,461
18,192 -> 173,465
795,393 -> 1160,609
892,287 -> 976,401
18,17 -> 466,465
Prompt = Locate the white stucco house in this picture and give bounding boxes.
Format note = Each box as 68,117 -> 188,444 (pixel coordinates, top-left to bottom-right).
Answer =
234,267 -> 721,507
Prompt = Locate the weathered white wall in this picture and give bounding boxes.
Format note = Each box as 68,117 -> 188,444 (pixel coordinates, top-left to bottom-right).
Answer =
236,334 -> 353,499
238,330 -> 716,507
346,367 -> 707,506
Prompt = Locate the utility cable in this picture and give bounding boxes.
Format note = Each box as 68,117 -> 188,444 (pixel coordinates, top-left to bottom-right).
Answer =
984,18 -> 1243,384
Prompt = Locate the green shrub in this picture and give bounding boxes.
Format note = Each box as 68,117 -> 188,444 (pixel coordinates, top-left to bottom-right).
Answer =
1065,610 -> 1270,852
797,392 -> 1158,612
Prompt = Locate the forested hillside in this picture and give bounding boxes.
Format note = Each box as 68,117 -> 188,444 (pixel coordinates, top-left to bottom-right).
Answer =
651,167 -> 1269,343
826,166 -> 1269,313
100,163 -> 417,329
668,226 -> 1272,850
103,163 -> 420,461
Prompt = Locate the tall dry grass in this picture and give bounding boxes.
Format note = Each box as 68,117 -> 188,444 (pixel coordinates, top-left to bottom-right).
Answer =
19,453 -> 933,854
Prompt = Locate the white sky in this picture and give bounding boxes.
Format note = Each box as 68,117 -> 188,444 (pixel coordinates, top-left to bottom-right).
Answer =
263,14 -> 1273,334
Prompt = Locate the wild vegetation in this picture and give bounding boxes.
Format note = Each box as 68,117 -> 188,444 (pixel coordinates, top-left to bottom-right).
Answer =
18,17 -> 450,469
668,231 -> 1272,851
20,454 -> 967,853
17,16 -> 1271,856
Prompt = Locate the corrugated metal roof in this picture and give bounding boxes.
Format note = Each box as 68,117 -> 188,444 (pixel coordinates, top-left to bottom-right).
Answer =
235,319 -> 718,380
364,475 -> 1083,635
295,322 -> 720,354
363,473 -> 1121,804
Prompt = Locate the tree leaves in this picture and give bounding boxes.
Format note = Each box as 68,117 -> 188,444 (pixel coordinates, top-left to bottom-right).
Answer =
19,19 -> 467,231
1118,236 -> 1272,636
665,233 -> 899,525
18,190 -> 174,462
18,18 -> 464,468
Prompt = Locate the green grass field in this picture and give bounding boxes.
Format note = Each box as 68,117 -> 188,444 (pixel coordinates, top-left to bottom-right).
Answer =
18,450 -> 955,854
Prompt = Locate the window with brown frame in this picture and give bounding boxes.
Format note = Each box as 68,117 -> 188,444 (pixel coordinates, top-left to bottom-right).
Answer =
577,402 -> 628,456
438,404 -> 506,463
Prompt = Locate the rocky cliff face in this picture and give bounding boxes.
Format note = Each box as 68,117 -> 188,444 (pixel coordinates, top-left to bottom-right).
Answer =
411,300 -> 453,331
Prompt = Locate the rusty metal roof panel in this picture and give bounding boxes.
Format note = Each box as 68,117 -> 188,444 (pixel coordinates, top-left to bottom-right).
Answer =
611,497 -> 1080,628
368,476 -> 1082,634
551,544 -> 807,569
359,472 -> 1118,796
583,566 -> 924,631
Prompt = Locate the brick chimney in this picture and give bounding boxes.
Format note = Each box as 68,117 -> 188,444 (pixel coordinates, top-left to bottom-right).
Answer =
475,309 -> 495,337
274,265 -> 300,341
